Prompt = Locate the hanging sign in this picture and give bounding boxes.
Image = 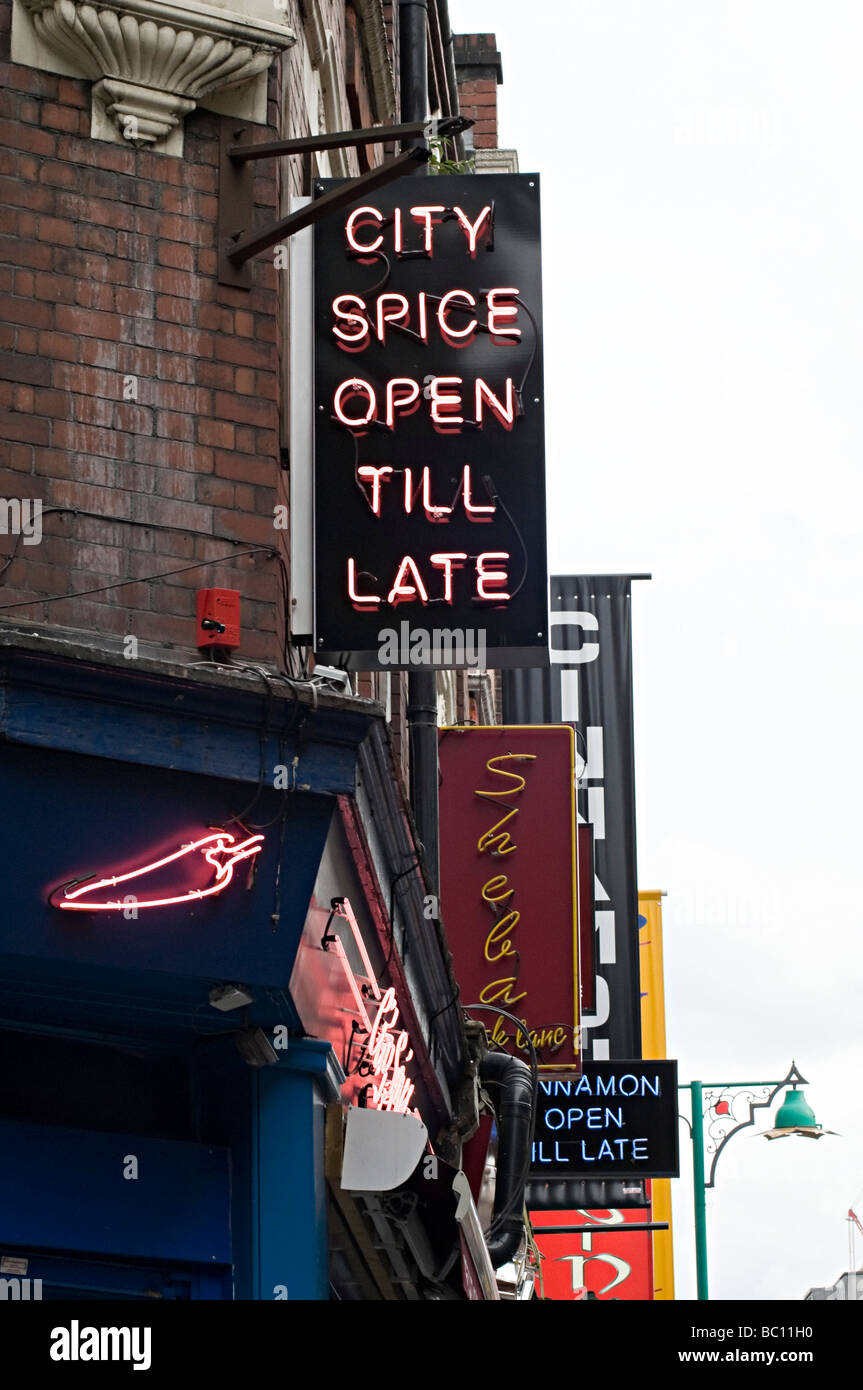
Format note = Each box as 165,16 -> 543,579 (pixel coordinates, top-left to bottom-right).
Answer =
313,174 -> 548,669
531,1062 -> 679,1178
438,725 -> 580,1068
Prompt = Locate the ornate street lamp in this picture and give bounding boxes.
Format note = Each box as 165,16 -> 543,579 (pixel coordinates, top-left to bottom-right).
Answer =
680,1062 -> 834,1300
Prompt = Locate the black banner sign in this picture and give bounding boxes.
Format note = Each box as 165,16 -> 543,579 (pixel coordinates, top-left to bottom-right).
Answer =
313,174 -> 548,669
531,1062 -> 679,1178
503,576 -> 644,1059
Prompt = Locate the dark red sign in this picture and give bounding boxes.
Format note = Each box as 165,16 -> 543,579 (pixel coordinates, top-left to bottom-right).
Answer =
438,725 -> 580,1067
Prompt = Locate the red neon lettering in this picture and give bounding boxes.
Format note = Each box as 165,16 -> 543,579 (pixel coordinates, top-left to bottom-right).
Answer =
365,988 -> 415,1113
345,205 -> 384,254
453,204 -> 492,255
375,292 -> 409,344
438,289 -> 477,341
475,377 -> 515,429
463,465 -> 496,520
393,206 -> 403,254
404,467 -> 415,513
331,294 -> 369,347
348,557 -> 381,609
430,376 -> 463,427
51,830 -> 265,912
486,287 -> 521,339
357,464 -> 393,515
385,377 -> 420,428
387,556 -> 429,606
334,378 -> 376,427
422,467 -> 452,521
430,552 -> 468,602
476,552 -> 511,600
410,205 -> 445,252
417,291 -> 428,342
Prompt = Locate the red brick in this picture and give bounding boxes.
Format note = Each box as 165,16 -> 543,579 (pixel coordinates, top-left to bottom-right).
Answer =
234,426 -> 256,453
74,281 -> 116,312
213,337 -> 274,369
114,287 -> 154,316
155,410 -> 195,442
114,404 -> 154,434
0,174 -> 56,211
34,271 -> 77,303
115,231 -> 153,262
212,509 -> 277,545
14,269 -> 35,297
56,191 -> 135,231
213,451 -> 274,485
55,304 -> 125,339
77,224 -> 116,254
198,419 -> 235,449
131,495 -> 213,533
38,330 -> 79,362
197,360 -> 235,390
58,78 -> 88,108
41,102 -> 83,133
196,476 -> 235,507
0,349 -> 51,386
0,233 -> 52,269
0,409 -> 50,444
0,119 -> 56,156
198,304 -> 233,332
156,240 -> 196,271
0,294 -> 53,328
56,134 -> 136,174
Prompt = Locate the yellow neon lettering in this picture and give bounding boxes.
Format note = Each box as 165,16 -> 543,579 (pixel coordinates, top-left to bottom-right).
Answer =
477,805 -> 518,855
481,874 -> 514,906
479,979 -> 527,1006
484,910 -> 520,962
474,752 -> 537,801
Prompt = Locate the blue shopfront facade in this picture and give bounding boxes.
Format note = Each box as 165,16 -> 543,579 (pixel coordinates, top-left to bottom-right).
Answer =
0,635 -> 461,1300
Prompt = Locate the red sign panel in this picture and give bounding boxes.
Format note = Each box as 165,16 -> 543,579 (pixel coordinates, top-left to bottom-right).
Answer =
531,1209 -> 654,1301
438,725 -> 580,1067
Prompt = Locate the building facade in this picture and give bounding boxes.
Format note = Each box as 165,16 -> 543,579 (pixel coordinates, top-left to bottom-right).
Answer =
0,0 -> 516,1300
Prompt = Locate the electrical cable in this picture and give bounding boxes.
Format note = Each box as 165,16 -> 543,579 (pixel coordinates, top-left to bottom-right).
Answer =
461,1002 -> 539,1239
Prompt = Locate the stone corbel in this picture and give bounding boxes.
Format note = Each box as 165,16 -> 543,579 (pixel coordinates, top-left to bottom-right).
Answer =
13,0 -> 296,154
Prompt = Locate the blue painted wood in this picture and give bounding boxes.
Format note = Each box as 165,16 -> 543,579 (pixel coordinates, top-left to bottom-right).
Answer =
252,1041 -> 332,1301
0,1119 -> 232,1266
0,649 -> 371,794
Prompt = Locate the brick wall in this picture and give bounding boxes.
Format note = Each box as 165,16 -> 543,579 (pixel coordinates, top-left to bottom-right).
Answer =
0,2 -> 288,664
453,31 -> 502,149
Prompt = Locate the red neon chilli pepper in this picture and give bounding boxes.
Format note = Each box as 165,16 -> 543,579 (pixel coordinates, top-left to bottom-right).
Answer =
50,830 -> 265,912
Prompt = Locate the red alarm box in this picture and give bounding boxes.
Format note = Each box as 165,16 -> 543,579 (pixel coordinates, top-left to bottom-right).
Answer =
196,588 -> 241,649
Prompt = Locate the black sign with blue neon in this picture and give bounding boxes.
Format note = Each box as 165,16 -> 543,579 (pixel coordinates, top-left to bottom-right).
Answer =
531,1061 -> 679,1178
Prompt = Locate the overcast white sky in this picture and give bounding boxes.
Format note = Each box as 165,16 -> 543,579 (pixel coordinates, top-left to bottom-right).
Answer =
455,0 -> 863,1301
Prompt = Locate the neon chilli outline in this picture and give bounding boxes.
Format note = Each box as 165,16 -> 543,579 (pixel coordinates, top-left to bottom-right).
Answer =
50,830 -> 265,912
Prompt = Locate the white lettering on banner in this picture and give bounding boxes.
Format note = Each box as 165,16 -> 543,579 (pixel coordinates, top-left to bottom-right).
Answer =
551,602 -> 619,1061
595,909 -> 616,965
549,611 -> 600,665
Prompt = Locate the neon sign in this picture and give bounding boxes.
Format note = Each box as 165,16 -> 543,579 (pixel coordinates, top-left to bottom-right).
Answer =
50,830 -> 264,911
326,899 -> 416,1116
314,174 -> 548,669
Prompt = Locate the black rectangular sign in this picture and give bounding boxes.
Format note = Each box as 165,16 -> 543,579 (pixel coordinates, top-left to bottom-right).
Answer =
313,174 -> 548,669
531,1061 -> 679,1179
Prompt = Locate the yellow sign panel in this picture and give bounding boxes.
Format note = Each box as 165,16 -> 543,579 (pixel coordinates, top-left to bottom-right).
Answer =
639,890 -> 675,1301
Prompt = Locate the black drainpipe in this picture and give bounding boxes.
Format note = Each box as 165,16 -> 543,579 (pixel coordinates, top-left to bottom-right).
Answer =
480,1051 -> 535,1268
399,0 -> 440,899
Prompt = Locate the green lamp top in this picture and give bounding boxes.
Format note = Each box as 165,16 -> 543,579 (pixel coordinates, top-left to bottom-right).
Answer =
773,1087 -> 818,1130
